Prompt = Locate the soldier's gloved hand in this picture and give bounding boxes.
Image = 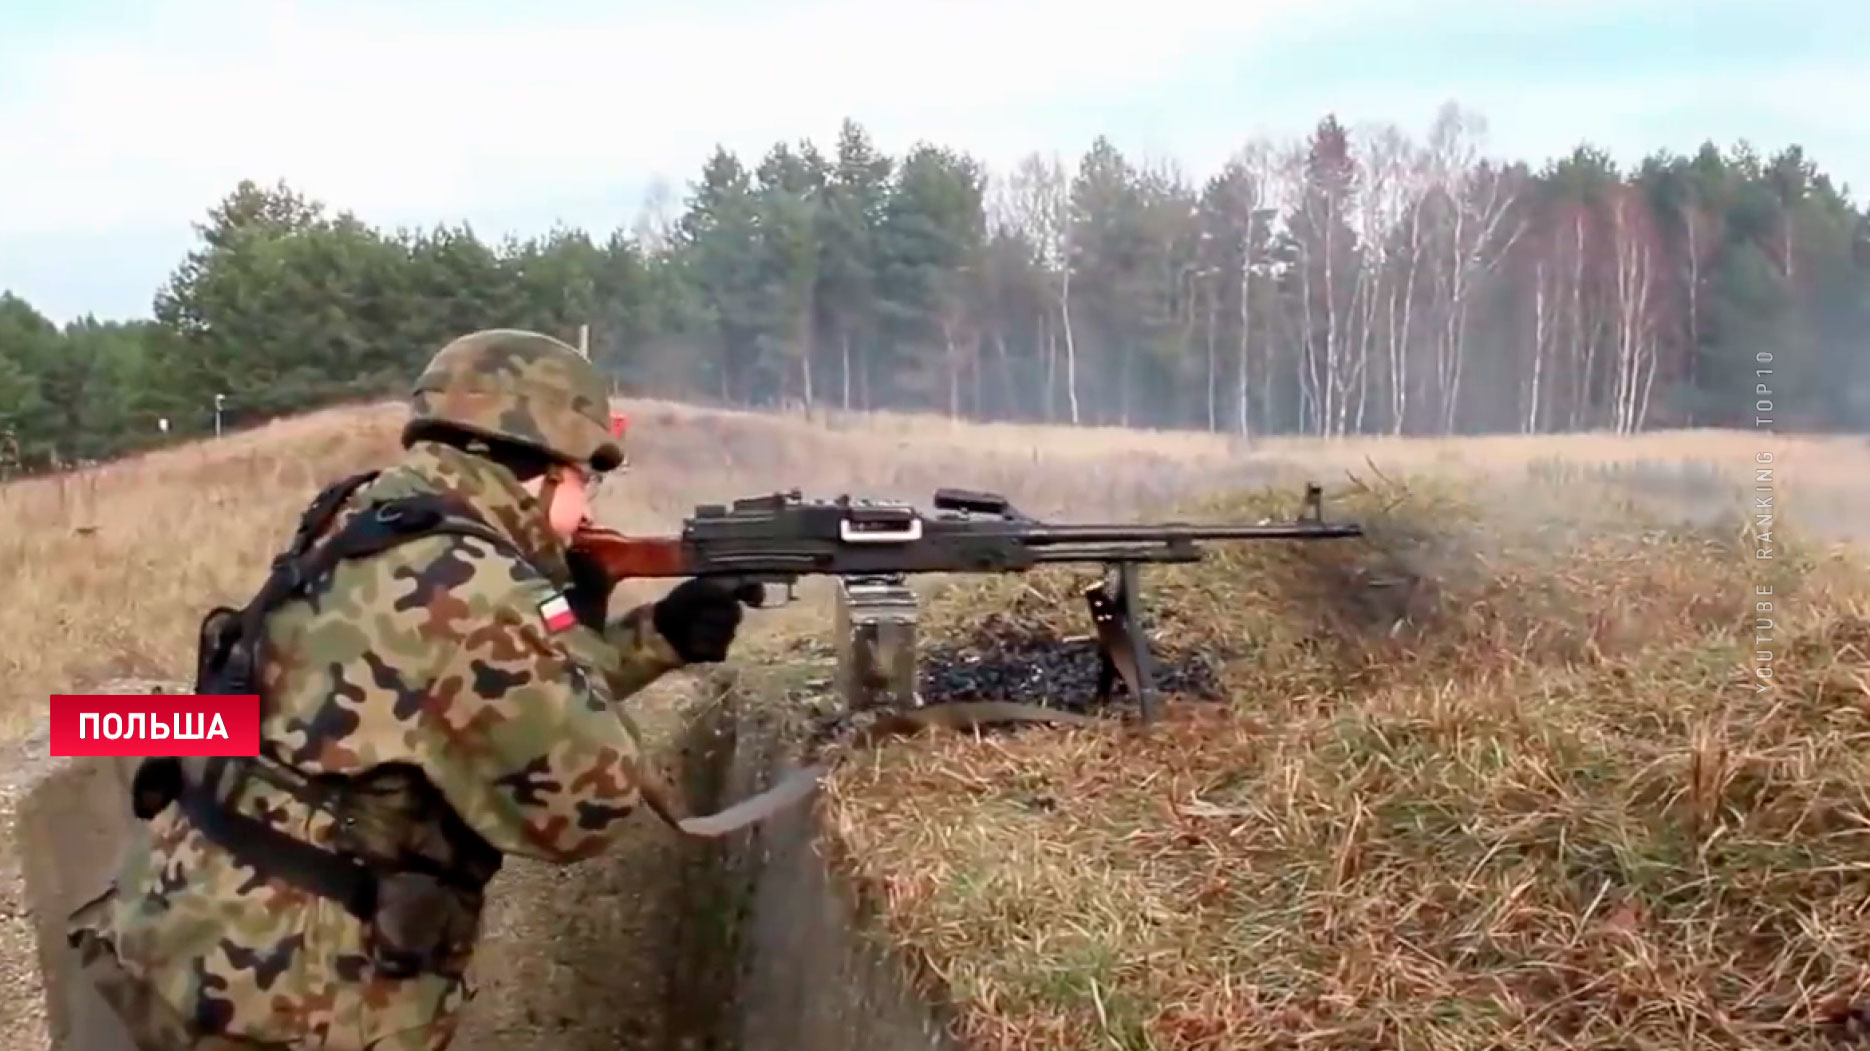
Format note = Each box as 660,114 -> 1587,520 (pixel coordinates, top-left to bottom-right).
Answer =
564,548 -> 617,631
652,578 -> 759,664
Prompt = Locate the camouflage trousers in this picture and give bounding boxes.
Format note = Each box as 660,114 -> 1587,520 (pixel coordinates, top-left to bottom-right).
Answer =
68,927 -> 292,1051
67,893 -> 465,1051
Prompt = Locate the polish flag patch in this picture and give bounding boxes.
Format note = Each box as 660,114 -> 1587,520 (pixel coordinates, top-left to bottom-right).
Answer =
539,593 -> 576,633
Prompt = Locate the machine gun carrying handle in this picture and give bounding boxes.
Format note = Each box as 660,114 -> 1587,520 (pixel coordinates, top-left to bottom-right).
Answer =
932,488 -> 1013,516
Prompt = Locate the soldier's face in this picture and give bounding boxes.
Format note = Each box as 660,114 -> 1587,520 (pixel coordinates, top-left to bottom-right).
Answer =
546,467 -> 593,539
524,464 -> 594,541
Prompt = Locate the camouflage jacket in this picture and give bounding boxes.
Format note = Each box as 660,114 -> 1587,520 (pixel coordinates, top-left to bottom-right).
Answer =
69,440 -> 687,1049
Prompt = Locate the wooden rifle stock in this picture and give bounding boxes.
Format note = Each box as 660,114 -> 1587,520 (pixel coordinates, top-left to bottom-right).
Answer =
569,523 -> 696,580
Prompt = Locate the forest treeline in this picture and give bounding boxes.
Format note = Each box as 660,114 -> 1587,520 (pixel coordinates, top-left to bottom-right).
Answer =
3,100 -> 1869,475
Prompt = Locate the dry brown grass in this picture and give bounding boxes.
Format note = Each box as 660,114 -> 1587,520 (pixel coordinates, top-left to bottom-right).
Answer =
821,472 -> 1870,1051
6,398 -> 1870,1050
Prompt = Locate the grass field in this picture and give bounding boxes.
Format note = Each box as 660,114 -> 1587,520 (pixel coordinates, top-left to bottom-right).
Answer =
3,400 -> 1868,1050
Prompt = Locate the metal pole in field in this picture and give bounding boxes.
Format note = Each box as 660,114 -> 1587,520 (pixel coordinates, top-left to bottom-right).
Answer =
577,323 -> 590,359
214,393 -> 225,438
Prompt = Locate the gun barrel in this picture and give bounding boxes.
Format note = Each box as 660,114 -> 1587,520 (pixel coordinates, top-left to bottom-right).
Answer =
1019,522 -> 1364,544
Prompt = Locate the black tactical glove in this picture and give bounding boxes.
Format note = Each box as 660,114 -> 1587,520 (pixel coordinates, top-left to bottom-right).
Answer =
652,577 -> 760,664
563,548 -> 618,631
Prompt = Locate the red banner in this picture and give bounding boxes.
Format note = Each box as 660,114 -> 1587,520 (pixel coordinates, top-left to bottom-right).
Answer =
48,694 -> 262,757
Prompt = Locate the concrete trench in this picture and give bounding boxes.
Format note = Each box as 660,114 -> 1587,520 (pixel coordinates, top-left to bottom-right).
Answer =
666,667 -> 965,1051
3,673 -> 965,1051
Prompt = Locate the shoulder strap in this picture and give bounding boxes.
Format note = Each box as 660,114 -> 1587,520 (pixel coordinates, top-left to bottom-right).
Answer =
250,491 -> 512,617
293,470 -> 383,555
193,471 -> 376,699
175,483 -> 521,881
193,476 -> 524,736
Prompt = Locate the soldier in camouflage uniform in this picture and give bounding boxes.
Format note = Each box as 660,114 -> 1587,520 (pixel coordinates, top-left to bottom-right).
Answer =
67,329 -> 750,1050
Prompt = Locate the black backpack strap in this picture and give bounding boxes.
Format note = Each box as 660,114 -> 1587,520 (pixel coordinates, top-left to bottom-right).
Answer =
176,765 -> 506,923
145,473 -> 393,820
190,470 -> 383,701
232,492 -> 506,679
155,483 -> 522,924
295,470 -> 384,552
176,785 -> 382,919
202,483 -> 517,777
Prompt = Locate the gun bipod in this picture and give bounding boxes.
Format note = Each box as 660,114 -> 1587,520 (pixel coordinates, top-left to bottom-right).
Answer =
1085,561 -> 1160,725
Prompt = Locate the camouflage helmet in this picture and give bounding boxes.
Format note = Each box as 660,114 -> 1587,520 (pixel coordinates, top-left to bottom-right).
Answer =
403,329 -> 624,473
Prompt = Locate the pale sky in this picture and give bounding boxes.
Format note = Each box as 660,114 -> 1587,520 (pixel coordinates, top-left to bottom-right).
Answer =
1,0 -> 1861,324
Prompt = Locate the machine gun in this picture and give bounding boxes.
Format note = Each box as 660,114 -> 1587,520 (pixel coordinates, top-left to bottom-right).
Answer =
572,482 -> 1364,725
